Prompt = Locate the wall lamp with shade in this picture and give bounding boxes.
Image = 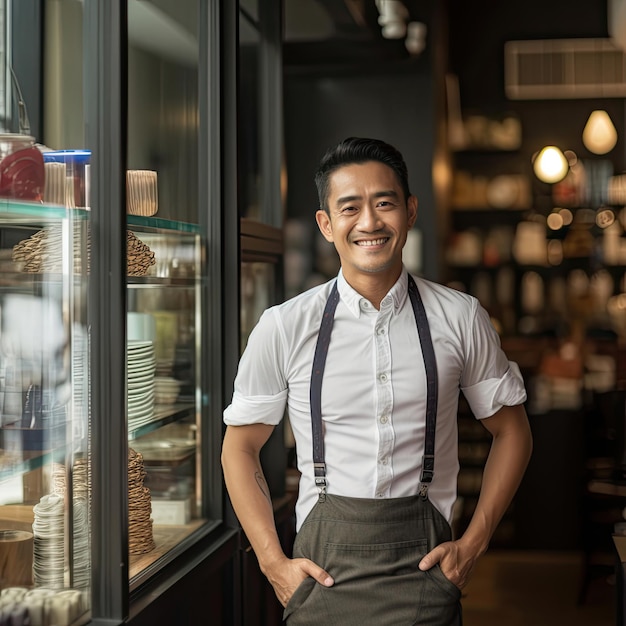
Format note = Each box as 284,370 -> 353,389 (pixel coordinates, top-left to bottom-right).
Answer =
533,146 -> 569,184
582,110 -> 618,155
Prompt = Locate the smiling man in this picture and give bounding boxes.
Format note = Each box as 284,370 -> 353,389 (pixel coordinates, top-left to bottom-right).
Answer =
221,137 -> 532,625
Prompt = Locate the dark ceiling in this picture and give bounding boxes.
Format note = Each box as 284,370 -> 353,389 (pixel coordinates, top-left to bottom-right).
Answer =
283,0 -> 612,109
283,0 -> 432,69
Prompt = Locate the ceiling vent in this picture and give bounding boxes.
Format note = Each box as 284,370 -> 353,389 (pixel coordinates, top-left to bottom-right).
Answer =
504,38 -> 626,99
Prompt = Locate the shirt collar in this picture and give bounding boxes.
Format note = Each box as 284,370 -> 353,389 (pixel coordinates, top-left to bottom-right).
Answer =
336,266 -> 410,318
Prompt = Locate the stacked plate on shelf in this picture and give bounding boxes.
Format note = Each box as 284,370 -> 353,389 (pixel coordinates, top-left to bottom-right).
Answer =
72,323 -> 89,444
32,493 -> 65,589
71,497 -> 90,590
127,340 -> 156,429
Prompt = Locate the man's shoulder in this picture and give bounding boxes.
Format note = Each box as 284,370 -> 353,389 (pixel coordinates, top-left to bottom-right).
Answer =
272,279 -> 335,319
412,274 -> 477,310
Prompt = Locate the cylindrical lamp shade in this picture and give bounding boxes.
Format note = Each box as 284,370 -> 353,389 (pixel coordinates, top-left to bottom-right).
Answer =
533,146 -> 569,183
582,110 -> 618,154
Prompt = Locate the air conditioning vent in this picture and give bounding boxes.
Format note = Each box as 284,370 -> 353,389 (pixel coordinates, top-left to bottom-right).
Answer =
504,38 -> 626,99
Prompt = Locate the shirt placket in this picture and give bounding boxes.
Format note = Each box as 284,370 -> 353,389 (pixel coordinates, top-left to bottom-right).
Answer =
373,298 -> 394,498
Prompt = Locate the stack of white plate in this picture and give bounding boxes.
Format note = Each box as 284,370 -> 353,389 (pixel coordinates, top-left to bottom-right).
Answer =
32,493 -> 65,589
154,376 -> 181,405
71,324 -> 89,444
127,340 -> 156,429
71,497 -> 90,590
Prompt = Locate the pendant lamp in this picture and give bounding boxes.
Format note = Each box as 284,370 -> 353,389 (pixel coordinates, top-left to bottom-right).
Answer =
582,110 -> 618,155
533,146 -> 569,184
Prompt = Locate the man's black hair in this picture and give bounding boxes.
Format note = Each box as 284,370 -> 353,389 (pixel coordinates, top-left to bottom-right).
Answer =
314,137 -> 411,213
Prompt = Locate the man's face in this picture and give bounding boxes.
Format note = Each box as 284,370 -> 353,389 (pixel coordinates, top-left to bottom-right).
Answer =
315,161 -> 417,285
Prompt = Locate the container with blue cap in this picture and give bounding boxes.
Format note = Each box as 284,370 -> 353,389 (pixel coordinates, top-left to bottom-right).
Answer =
42,149 -> 91,208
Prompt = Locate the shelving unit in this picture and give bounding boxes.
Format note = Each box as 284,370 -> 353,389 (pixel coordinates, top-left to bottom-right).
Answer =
448,109 -> 626,552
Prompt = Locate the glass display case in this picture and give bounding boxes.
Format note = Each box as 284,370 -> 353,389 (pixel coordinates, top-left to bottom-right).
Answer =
124,216 -> 205,584
124,0 -> 211,589
0,201 -> 90,624
0,0 -> 285,622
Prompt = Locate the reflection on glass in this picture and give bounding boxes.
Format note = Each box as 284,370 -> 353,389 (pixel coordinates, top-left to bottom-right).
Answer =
125,223 -> 202,582
126,0 -> 202,587
239,10 -> 260,219
0,204 -> 90,623
128,0 -> 199,224
241,262 -> 275,350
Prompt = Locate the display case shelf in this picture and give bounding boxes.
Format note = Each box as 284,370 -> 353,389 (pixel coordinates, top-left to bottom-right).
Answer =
0,447 -> 69,482
127,277 -> 198,287
127,404 -> 195,441
127,215 -> 200,234
0,201 -> 89,224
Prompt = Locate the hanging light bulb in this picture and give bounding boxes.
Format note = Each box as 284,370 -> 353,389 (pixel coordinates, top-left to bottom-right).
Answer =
533,146 -> 569,183
375,0 -> 408,39
582,110 -> 618,154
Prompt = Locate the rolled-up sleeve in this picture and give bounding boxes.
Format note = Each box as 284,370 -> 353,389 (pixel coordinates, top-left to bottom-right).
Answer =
460,302 -> 527,419
224,390 -> 288,426
223,308 -> 289,426
462,361 -> 526,418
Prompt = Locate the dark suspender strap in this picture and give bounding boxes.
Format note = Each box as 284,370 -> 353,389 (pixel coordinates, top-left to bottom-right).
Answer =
309,281 -> 340,500
407,274 -> 438,490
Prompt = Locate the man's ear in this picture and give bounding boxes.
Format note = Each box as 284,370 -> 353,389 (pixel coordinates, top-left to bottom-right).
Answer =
316,209 -> 334,243
407,195 -> 418,229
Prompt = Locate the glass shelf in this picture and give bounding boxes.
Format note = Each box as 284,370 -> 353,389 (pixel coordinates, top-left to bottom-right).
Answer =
0,200 -> 89,223
127,277 -> 198,287
127,404 -> 195,441
0,447 -> 70,483
127,215 -> 200,234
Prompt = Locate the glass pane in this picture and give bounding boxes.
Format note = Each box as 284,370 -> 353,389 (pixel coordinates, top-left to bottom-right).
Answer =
125,220 -> 202,580
239,11 -> 261,220
126,0 -> 204,586
127,0 -> 199,223
241,262 -> 275,349
0,0 -> 91,622
0,203 -> 90,622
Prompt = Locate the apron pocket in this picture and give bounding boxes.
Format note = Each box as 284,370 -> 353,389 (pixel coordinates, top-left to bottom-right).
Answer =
283,576 -> 317,621
426,564 -> 462,600
319,539 -> 461,626
324,539 -> 429,583
318,539 -> 427,625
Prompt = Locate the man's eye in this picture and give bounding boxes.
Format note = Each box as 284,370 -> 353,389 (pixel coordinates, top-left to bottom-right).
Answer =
342,206 -> 358,213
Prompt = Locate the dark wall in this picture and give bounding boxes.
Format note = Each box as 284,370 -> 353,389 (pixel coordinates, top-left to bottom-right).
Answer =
449,0 -> 611,110
448,0 -> 624,172
284,65 -> 440,279
283,0 -> 622,284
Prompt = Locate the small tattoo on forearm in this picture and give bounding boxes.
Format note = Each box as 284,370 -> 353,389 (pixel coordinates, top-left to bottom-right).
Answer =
255,471 -> 271,502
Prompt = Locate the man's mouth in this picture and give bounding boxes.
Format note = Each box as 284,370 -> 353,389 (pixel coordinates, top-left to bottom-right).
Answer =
354,237 -> 389,247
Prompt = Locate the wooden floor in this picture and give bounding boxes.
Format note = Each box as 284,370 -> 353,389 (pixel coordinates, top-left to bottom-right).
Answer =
462,550 -> 616,626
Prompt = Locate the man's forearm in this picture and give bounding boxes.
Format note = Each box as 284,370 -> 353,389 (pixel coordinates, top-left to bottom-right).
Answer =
221,430 -> 287,573
460,407 -> 533,554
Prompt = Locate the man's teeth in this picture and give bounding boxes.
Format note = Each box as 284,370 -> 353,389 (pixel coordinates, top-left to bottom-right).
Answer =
357,238 -> 387,246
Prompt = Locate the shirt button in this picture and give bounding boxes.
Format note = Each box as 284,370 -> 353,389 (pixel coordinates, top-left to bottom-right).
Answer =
380,415 -> 388,424
379,373 -> 388,383
377,493 -> 384,498
381,458 -> 388,465
377,328 -> 386,335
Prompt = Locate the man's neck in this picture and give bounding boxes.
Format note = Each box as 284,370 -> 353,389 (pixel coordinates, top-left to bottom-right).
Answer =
342,267 -> 403,310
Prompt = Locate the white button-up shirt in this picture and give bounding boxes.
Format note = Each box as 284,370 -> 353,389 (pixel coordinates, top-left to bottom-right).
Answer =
224,267 -> 527,530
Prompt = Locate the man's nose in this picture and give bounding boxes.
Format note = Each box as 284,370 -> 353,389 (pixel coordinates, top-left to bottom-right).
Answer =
359,205 -> 383,231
